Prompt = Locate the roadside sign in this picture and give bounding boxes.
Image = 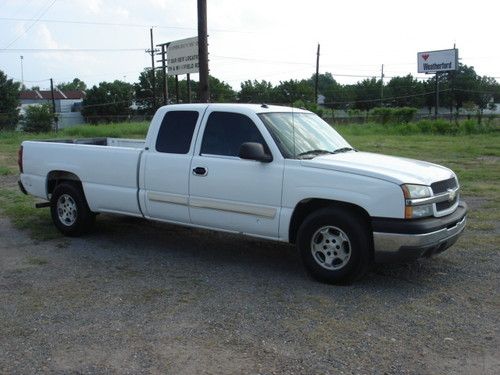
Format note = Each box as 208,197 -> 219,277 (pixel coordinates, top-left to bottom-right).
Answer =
167,37 -> 199,76
417,49 -> 458,73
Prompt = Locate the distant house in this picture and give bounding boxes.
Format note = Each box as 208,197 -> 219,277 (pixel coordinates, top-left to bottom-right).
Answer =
19,89 -> 86,128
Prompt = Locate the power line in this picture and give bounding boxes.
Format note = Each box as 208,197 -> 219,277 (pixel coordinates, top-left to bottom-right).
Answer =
323,89 -> 452,106
0,17 -> 256,34
0,48 -> 145,53
2,0 -> 58,50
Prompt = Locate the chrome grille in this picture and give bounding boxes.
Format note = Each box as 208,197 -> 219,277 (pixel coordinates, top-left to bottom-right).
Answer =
436,195 -> 458,211
431,177 -> 457,194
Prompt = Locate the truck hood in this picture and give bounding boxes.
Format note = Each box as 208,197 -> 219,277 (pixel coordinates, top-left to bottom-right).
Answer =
302,151 -> 454,185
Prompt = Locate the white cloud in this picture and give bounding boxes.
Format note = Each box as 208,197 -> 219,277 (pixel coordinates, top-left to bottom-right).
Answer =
85,0 -> 102,14
37,23 -> 59,49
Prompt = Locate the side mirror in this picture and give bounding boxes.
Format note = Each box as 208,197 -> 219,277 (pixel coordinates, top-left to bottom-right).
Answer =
239,142 -> 273,163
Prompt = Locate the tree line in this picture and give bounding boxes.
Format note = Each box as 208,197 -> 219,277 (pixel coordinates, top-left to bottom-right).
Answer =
0,64 -> 498,129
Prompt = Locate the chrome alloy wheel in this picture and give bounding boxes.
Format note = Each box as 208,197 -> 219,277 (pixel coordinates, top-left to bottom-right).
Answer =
57,194 -> 78,226
310,225 -> 351,270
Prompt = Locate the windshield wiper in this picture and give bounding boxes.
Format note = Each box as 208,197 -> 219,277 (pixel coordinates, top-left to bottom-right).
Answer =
296,149 -> 335,159
332,147 -> 356,154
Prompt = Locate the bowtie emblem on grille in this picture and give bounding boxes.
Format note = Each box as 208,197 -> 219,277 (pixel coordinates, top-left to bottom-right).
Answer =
447,188 -> 457,202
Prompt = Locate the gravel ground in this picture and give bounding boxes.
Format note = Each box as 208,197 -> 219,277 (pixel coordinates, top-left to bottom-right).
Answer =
0,199 -> 499,374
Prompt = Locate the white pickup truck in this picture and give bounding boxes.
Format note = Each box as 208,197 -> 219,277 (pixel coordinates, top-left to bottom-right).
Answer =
18,104 -> 467,283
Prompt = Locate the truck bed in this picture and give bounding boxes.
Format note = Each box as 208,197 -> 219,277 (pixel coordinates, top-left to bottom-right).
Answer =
20,138 -> 145,217
36,137 -> 146,149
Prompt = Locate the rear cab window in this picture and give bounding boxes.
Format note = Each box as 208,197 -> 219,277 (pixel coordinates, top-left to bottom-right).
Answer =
156,111 -> 199,154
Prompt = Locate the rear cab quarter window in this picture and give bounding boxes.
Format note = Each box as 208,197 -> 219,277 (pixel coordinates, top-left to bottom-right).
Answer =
156,111 -> 199,154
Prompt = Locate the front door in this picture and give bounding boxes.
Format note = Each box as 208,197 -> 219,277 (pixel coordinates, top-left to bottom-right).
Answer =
189,110 -> 283,238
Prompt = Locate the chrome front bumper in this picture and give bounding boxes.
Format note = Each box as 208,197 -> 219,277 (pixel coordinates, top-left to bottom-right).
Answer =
372,201 -> 467,262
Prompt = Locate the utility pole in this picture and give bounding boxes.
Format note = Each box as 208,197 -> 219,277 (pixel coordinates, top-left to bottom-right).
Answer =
435,72 -> 440,120
187,73 -> 191,103
451,43 -> 456,120
50,78 -> 58,131
380,64 -> 384,106
20,55 -> 24,88
314,43 -> 320,104
160,44 -> 168,105
175,75 -> 179,104
197,0 -> 209,102
145,28 -> 157,110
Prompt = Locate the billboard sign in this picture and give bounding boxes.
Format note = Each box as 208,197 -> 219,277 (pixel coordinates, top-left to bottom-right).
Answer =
417,49 -> 458,73
167,37 -> 199,76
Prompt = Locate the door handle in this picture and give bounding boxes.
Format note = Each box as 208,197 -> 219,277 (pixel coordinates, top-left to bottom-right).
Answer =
192,167 -> 208,176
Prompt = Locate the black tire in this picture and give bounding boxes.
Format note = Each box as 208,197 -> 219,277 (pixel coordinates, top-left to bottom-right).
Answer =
297,207 -> 371,284
50,182 -> 95,236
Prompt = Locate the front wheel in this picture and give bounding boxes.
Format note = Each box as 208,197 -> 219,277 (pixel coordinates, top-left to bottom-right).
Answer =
50,182 -> 95,236
297,207 -> 371,284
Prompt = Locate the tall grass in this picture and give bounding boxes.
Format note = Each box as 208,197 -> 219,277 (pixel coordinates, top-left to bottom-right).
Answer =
61,122 -> 149,138
334,119 -> 499,137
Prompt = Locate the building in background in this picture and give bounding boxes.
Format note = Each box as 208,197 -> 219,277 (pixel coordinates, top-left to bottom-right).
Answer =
19,89 -> 86,128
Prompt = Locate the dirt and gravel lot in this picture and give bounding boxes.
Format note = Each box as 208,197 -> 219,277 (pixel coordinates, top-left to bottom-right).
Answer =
1,180 -> 499,374
1,130 -> 499,374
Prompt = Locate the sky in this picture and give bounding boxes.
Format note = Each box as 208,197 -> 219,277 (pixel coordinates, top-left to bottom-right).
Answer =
1,0 -> 499,91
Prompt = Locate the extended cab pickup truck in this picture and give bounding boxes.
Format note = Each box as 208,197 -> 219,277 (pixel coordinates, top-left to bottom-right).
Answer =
18,104 -> 467,283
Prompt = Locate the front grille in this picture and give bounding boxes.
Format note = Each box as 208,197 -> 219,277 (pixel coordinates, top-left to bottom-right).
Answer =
431,177 -> 457,194
436,195 -> 458,211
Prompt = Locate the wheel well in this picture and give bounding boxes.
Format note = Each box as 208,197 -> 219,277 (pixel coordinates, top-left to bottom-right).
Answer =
46,171 -> 82,197
288,199 -> 372,244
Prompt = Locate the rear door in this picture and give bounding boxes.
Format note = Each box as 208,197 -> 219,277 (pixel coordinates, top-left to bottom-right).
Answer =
142,109 -> 201,223
189,110 -> 284,238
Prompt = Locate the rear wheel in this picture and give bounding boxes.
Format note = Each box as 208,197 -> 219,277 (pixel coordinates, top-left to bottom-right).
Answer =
297,207 -> 371,284
50,182 -> 95,236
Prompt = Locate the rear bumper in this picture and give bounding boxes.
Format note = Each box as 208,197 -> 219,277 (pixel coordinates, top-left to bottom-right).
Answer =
372,201 -> 467,262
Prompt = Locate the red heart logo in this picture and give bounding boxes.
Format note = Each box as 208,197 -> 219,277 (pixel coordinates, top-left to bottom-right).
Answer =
422,54 -> 430,61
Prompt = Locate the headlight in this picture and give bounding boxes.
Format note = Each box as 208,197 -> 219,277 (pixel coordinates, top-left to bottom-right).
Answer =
401,184 -> 433,219
401,184 -> 432,199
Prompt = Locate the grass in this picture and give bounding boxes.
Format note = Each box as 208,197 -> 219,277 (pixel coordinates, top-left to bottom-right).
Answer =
336,126 -> 500,200
0,120 -> 498,241
26,256 -> 49,266
0,166 -> 13,175
0,188 -> 60,240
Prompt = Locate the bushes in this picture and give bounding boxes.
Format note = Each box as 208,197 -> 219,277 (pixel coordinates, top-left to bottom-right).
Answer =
22,104 -> 54,133
335,119 -> 497,136
370,107 -> 417,124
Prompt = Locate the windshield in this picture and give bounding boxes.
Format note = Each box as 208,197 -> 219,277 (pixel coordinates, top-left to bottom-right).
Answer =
258,112 -> 353,159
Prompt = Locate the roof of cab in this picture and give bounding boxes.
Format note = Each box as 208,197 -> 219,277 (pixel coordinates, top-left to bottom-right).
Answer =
157,103 -> 311,114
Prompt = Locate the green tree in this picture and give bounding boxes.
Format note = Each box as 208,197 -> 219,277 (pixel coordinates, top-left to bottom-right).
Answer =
447,64 -> 478,114
352,78 -> 381,112
273,79 -> 314,104
57,78 -> 87,91
81,80 -> 134,123
0,70 -> 21,130
328,84 -> 356,111
307,72 -> 337,97
475,76 -> 498,122
385,74 -> 424,108
239,80 -> 274,103
209,76 -> 236,103
22,103 -> 54,132
308,73 -> 345,109
134,69 -> 166,114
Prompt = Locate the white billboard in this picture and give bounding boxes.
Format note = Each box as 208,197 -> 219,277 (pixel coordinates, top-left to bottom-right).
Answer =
417,49 -> 458,73
167,37 -> 199,76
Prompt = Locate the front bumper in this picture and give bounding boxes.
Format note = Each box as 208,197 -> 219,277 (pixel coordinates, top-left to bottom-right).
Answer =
18,180 -> 28,195
372,201 -> 467,262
